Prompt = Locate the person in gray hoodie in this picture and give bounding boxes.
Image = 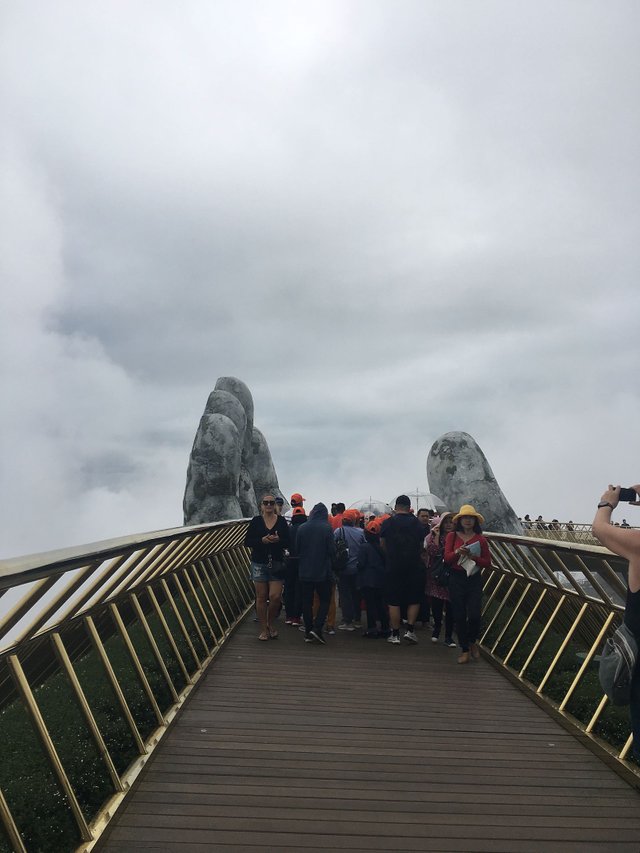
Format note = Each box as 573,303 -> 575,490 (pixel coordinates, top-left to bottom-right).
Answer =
336,510 -> 366,631
295,503 -> 336,644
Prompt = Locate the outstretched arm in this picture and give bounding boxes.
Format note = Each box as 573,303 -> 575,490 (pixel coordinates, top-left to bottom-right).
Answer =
592,485 -> 640,592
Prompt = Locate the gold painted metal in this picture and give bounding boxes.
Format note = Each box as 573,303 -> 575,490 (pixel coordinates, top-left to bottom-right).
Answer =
160,578 -> 202,668
211,555 -> 238,619
58,553 -> 133,624
0,519 -> 254,852
518,595 -> 566,678
213,552 -> 242,621
84,616 -> 146,755
619,733 -> 633,761
181,570 -> 217,647
203,558 -> 233,631
480,577 -> 519,643
512,543 -> 559,587
109,603 -> 165,726
7,654 -> 93,842
536,602 -> 588,693
0,575 -> 60,648
14,562 -> 101,647
586,694 -> 609,733
51,632 -> 123,792
480,574 -> 506,618
147,587 -> 191,685
0,786 -> 27,853
172,574 -> 211,655
503,588 -> 548,666
129,593 -> 180,703
192,564 -> 227,637
559,612 -> 615,711
490,583 -> 532,654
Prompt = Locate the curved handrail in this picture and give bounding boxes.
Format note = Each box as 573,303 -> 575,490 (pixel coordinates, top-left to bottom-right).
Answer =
0,519 -> 254,852
482,531 -> 638,783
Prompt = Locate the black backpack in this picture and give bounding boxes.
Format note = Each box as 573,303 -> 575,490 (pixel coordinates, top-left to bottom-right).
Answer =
334,528 -> 349,573
598,622 -> 638,706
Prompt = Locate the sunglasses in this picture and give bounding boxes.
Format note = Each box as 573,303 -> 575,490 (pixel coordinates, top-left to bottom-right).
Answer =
262,500 -> 275,506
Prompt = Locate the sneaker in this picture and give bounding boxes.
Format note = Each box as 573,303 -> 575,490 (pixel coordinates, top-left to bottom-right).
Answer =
404,630 -> 418,644
310,629 -> 326,645
353,622 -> 362,629
445,638 -> 457,648
285,618 -> 293,625
431,635 -> 439,644
387,634 -> 401,644
298,624 -> 307,632
470,642 -> 481,660
304,634 -> 314,643
327,626 -> 336,635
290,618 -> 301,627
338,623 -> 355,632
458,651 -> 470,664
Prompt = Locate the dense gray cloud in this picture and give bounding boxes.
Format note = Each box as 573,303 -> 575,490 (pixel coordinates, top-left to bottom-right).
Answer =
1,1 -> 639,558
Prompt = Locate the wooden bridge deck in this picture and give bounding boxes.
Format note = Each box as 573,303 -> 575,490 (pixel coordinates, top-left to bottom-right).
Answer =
96,616 -> 640,853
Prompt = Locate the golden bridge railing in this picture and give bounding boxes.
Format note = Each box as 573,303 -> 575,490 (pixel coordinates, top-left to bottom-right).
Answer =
0,520 -> 253,853
482,532 -> 639,785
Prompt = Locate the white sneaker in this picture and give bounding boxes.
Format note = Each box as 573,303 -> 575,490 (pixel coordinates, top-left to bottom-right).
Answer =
338,623 -> 355,632
387,634 -> 401,644
431,635 -> 439,643
404,630 -> 418,644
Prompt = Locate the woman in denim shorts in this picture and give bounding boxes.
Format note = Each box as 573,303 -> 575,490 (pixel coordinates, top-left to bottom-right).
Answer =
244,494 -> 290,640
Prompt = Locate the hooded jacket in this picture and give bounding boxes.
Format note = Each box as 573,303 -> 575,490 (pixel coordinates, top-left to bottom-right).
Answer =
295,503 -> 336,582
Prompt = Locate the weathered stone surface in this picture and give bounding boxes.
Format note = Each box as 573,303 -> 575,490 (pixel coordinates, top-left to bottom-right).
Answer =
238,464 -> 258,517
214,377 -> 254,462
183,377 -> 285,524
427,431 -> 523,534
248,426 -> 286,507
204,390 -> 247,438
183,414 -> 242,525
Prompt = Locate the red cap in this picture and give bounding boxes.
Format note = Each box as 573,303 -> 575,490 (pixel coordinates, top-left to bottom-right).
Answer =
292,506 -> 306,516
290,493 -> 305,503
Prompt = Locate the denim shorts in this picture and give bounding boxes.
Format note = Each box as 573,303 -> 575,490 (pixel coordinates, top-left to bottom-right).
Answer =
251,561 -> 284,584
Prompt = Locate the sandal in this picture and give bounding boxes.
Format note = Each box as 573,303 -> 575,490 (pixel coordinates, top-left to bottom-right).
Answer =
269,629 -> 279,640
258,632 -> 270,641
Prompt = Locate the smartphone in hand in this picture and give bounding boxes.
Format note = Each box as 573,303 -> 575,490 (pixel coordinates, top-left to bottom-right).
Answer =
619,487 -> 638,502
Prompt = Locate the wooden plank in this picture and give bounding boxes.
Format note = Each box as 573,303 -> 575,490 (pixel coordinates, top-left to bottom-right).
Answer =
96,617 -> 640,852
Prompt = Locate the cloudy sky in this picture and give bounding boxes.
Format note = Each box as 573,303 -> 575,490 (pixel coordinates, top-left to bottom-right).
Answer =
1,1 -> 639,558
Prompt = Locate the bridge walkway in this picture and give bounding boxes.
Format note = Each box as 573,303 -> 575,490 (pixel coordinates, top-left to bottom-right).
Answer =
95,616 -> 640,853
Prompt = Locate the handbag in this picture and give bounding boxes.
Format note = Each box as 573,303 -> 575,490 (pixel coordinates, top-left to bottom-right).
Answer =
267,553 -> 286,580
431,554 -> 450,587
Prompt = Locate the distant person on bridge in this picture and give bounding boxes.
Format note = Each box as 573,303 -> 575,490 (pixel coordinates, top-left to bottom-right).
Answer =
424,512 -> 456,647
329,502 -> 345,531
380,495 -> 426,644
444,505 -> 492,664
336,510 -> 366,631
296,503 -> 336,645
356,518 -> 390,638
592,484 -> 640,763
283,507 -> 307,627
244,494 -> 290,641
284,492 -> 305,523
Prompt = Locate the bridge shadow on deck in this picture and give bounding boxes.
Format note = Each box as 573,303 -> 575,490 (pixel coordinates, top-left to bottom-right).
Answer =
96,615 -> 640,853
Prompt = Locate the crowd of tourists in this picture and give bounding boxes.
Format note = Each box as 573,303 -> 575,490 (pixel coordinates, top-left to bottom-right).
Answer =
244,492 -> 491,665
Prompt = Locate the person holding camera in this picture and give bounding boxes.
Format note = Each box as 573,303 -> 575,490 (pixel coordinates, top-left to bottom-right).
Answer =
592,484 -> 640,763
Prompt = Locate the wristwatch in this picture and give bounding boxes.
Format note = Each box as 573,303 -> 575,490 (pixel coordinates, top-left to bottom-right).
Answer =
597,501 -> 615,510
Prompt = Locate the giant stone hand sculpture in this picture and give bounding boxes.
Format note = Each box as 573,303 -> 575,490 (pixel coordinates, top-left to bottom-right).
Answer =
427,431 -> 523,534
183,377 -> 287,525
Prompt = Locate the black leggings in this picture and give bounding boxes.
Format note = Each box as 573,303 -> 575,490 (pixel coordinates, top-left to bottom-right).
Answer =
449,571 -> 482,651
431,597 -> 453,639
